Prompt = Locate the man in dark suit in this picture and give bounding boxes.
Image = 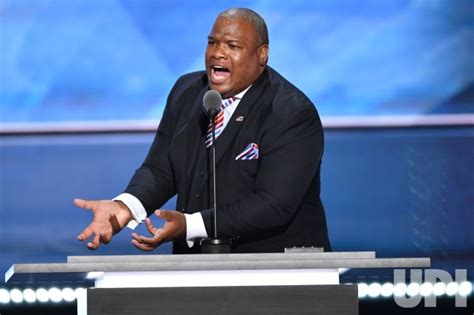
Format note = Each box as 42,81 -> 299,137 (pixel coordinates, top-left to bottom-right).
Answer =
75,8 -> 331,254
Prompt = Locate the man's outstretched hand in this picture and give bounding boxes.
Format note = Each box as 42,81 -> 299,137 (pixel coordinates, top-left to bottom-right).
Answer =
75,199 -> 133,250
131,210 -> 186,251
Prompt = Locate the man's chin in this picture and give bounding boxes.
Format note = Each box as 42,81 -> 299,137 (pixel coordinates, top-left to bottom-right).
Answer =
209,84 -> 230,97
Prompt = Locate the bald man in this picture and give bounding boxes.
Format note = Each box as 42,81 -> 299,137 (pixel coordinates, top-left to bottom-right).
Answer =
75,8 -> 331,254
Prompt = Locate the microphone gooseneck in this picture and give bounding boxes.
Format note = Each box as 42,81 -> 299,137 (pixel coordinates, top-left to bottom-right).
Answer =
200,90 -> 232,253
202,89 -> 222,238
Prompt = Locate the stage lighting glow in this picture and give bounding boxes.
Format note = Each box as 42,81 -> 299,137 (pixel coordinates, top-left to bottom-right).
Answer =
393,283 -> 407,297
406,282 -> 420,297
432,282 -> 446,296
36,288 -> 49,303
368,282 -> 382,298
23,288 -> 36,303
380,282 -> 394,297
10,289 -> 23,303
62,287 -> 76,302
458,281 -> 473,297
419,282 -> 433,297
0,288 -> 10,304
358,283 -> 368,298
86,272 -> 104,280
48,287 -> 62,303
75,287 -> 86,295
446,282 -> 458,296
75,287 -> 87,303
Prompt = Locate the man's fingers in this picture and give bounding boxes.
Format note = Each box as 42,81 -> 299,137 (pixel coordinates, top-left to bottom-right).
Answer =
134,232 -> 165,245
77,226 -> 93,241
144,218 -> 157,235
131,232 -> 142,242
101,232 -> 112,244
131,239 -> 154,252
131,230 -> 166,247
154,209 -> 173,220
75,199 -> 121,250
87,234 -> 101,250
74,198 -> 98,211
131,211 -> 178,252
87,243 -> 98,250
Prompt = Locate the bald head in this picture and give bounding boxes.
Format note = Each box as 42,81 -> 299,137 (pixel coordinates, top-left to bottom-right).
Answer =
218,8 -> 269,46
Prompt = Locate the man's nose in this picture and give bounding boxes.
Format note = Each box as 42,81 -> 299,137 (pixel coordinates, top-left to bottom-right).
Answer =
210,43 -> 227,59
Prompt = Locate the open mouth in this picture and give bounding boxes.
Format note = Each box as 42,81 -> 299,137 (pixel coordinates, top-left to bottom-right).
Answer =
210,65 -> 231,83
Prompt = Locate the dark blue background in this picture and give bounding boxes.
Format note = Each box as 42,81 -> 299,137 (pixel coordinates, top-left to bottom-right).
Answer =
0,0 -> 473,283
1,127 -> 473,279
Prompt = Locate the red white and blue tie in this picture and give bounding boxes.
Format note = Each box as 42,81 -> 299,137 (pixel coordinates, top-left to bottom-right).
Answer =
205,96 -> 236,147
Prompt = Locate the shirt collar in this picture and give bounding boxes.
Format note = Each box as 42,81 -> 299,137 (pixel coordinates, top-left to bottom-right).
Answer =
233,85 -> 252,100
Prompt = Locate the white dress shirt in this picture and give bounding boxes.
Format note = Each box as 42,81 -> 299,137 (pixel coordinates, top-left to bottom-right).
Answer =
114,86 -> 251,247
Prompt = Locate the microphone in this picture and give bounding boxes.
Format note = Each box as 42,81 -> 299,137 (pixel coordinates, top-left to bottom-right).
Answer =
202,90 -> 222,118
200,89 -> 231,254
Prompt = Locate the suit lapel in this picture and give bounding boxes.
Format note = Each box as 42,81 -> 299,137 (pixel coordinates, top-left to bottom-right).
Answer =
213,92 -> 255,165
214,70 -> 269,166
184,87 -> 209,204
196,69 -> 270,192
186,88 -> 208,158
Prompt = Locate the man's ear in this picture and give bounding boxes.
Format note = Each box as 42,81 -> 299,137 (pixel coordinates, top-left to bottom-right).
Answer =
258,45 -> 269,66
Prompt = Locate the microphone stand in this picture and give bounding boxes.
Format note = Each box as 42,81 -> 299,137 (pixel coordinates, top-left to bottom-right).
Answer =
211,116 -> 218,239
200,110 -> 232,254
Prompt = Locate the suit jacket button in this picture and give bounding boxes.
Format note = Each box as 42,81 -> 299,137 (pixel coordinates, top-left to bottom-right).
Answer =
195,194 -> 201,198
199,170 -> 205,176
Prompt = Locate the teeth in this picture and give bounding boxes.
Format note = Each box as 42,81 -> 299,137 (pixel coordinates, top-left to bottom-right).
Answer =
213,65 -> 227,71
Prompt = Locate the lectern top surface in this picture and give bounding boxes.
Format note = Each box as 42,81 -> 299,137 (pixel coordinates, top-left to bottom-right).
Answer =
5,252 -> 430,284
67,251 -> 376,263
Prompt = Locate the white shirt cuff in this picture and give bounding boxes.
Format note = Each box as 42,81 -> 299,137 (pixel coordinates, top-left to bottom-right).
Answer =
184,212 -> 208,248
113,193 -> 147,230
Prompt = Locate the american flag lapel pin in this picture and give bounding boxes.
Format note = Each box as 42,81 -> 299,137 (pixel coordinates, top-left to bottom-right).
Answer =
236,116 -> 244,122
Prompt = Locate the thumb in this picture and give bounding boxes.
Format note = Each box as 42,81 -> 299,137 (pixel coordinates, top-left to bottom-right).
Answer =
155,209 -> 174,221
74,198 -> 98,210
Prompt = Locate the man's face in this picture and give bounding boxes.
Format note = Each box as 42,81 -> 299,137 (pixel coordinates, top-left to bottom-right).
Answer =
205,16 -> 268,98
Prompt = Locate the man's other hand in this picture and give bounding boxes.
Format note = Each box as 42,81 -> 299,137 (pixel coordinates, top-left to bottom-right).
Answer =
75,199 -> 133,250
131,210 -> 186,251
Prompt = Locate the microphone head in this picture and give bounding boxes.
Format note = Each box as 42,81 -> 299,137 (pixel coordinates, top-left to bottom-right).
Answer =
203,90 -> 222,117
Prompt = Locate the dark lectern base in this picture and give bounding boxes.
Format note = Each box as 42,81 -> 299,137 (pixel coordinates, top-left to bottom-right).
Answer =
87,285 -> 358,315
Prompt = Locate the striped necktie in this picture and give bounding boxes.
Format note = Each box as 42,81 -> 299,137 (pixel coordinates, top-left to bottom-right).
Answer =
205,96 -> 236,147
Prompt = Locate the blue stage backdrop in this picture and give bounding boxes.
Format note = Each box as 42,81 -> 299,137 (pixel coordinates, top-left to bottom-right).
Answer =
0,0 -> 473,282
0,0 -> 473,122
1,128 -> 473,278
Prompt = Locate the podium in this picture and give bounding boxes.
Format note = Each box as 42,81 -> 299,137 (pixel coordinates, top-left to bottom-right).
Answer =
5,252 -> 430,314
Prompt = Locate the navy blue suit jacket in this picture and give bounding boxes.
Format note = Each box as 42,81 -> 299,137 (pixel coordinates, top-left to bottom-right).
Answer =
125,67 -> 331,253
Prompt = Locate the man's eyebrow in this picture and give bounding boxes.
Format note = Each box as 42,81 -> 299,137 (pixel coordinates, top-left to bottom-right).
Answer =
208,35 -> 243,43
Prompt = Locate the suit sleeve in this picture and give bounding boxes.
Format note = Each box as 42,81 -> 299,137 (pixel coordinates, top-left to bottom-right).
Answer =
201,107 -> 324,238
123,83 -> 181,215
